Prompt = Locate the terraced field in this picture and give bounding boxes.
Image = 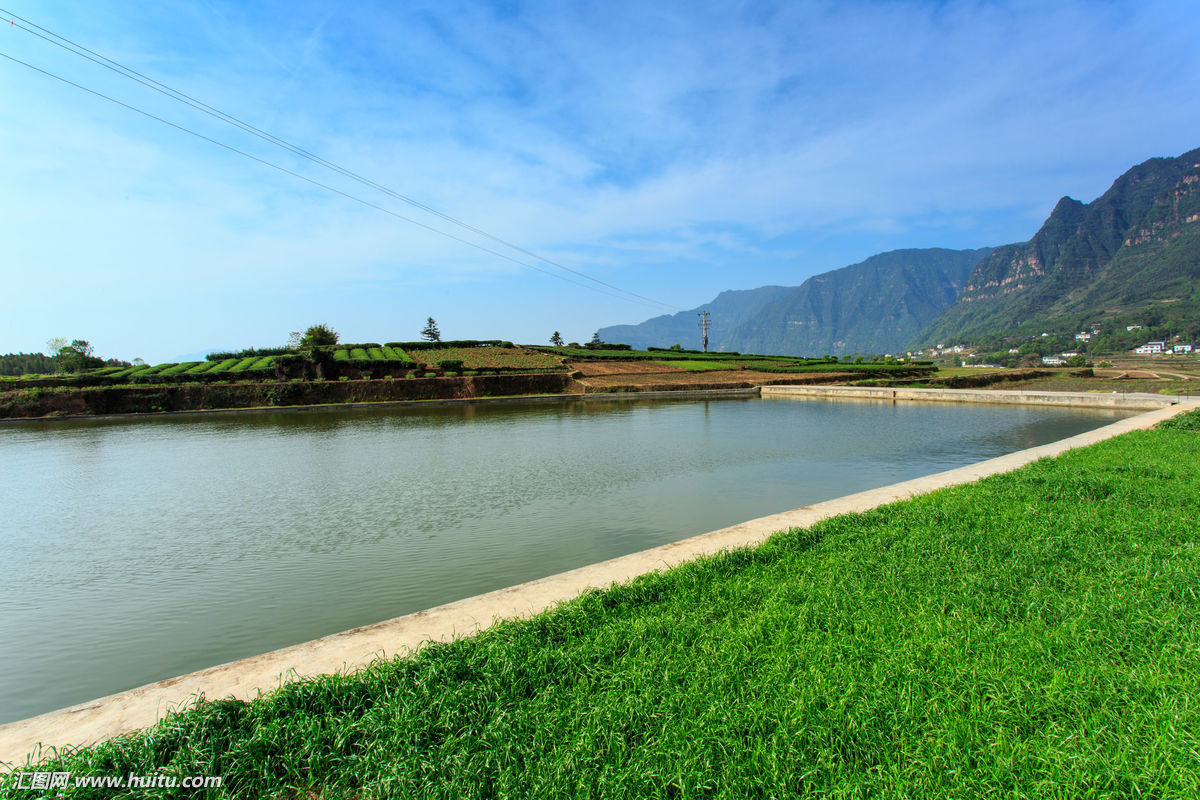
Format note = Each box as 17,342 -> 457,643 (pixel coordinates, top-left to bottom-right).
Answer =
409,347 -> 563,370
3,343 -> 931,396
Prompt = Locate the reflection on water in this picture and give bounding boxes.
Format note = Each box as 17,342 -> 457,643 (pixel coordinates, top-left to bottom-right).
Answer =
0,396 -> 1130,722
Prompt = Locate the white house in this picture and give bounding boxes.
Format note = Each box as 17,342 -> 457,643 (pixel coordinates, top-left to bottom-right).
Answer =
1042,356 -> 1067,366
1173,344 -> 1193,354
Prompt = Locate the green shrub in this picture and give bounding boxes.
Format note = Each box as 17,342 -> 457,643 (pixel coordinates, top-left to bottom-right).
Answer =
228,358 -> 260,373
1158,408 -> 1200,431
184,362 -> 216,374
205,358 -> 240,373
159,361 -> 201,376
205,346 -> 293,361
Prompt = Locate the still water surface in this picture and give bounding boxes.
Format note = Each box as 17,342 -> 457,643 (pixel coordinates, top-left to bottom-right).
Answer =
1,395 -> 1131,723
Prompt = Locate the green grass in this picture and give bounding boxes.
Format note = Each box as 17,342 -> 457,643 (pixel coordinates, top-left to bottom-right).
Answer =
936,366 -> 1005,377
655,359 -> 745,371
8,427 -> 1200,798
749,362 -> 930,376
1157,407 -> 1200,431
539,347 -> 808,363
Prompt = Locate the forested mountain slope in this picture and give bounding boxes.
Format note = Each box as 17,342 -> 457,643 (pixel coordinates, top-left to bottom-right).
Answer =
599,248 -> 989,356
917,147 -> 1200,345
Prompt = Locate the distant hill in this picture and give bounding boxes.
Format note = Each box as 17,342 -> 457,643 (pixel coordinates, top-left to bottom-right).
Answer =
598,248 -> 990,356
917,147 -> 1200,346
727,248 -> 991,356
598,285 -> 798,352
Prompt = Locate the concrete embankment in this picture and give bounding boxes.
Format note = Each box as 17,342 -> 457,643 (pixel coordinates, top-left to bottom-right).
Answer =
1,391 -> 1196,767
761,384 -> 1180,410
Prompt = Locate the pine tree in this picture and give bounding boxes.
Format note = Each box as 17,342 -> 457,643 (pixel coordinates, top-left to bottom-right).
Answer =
550,331 -> 564,346
421,317 -> 442,342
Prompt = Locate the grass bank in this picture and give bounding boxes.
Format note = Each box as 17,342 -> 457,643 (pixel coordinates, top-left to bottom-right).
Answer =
5,413 -> 1199,798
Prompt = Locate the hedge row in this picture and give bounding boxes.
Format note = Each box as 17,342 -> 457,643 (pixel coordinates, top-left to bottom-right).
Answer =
385,340 -> 513,351
204,346 -> 294,362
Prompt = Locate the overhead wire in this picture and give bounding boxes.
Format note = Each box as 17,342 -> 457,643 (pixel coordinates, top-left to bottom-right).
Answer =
0,48 -> 666,308
0,9 -> 682,311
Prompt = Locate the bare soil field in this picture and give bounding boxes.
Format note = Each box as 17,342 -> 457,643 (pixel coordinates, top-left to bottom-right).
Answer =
576,370 -> 856,391
569,360 -> 687,377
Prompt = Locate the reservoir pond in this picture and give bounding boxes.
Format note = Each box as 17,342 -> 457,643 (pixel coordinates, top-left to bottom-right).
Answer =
0,395 -> 1133,723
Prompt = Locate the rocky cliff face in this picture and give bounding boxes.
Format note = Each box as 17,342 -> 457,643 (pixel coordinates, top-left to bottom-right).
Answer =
917,147 -> 1200,345
956,197 -> 1084,305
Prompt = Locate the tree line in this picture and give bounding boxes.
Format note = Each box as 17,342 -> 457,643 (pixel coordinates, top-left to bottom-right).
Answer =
1,339 -> 130,377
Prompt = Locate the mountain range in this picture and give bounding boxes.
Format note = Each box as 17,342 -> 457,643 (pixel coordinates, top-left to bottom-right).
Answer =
600,249 -> 990,355
917,147 -> 1200,346
600,147 -> 1200,355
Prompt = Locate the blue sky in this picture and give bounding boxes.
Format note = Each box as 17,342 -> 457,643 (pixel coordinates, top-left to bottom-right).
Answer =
2,0 -> 1199,361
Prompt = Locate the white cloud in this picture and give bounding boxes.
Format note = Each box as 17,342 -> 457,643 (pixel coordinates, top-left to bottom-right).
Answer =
2,0 -> 1199,358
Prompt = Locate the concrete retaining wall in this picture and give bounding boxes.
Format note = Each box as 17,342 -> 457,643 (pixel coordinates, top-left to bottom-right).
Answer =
761,384 -> 1182,410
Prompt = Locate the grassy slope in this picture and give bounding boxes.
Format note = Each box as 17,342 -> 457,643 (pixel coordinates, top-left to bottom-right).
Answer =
9,417 -> 1200,799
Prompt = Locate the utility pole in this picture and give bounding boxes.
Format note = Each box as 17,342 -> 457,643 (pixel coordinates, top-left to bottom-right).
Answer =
698,311 -> 710,353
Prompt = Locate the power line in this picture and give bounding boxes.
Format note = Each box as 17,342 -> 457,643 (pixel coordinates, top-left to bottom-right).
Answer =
0,9 -> 682,312
0,48 -> 665,309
